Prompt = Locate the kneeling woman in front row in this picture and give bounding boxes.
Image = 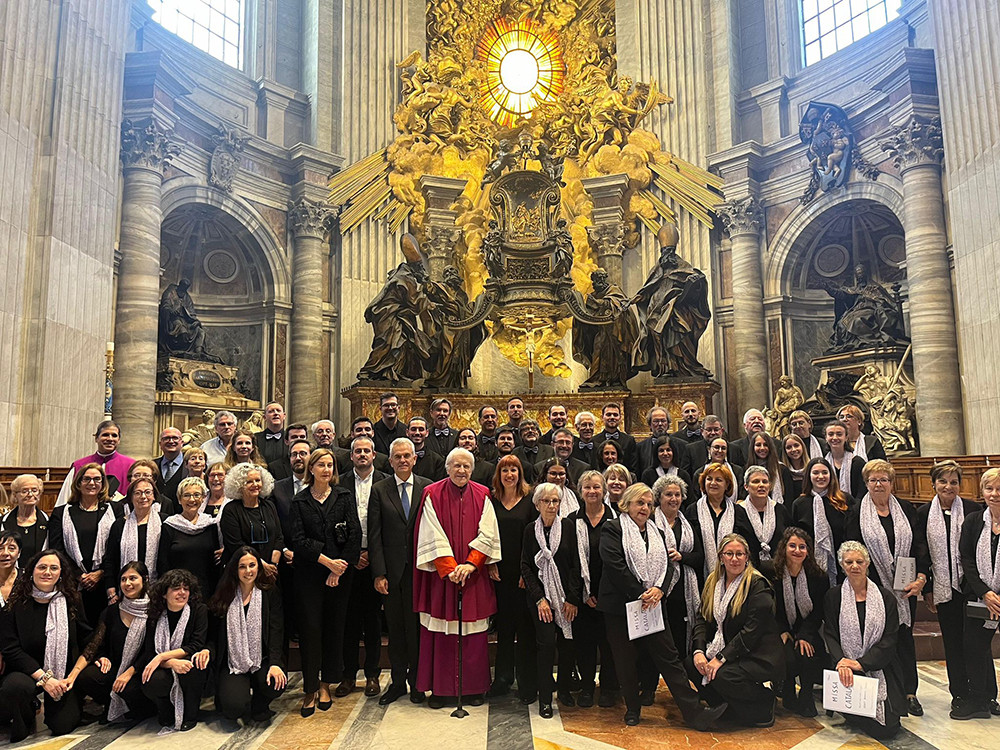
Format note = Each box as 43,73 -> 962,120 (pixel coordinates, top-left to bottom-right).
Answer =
823,541 -> 903,739
599,483 -> 724,730
0,550 -> 91,741
139,568 -> 211,732
521,483 -> 581,718
686,533 -> 785,727
208,546 -> 287,723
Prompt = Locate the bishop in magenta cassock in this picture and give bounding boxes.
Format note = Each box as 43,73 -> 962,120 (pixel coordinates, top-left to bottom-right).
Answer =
413,448 -> 502,704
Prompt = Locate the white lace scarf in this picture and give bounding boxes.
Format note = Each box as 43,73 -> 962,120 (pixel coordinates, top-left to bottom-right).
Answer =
807,434 -> 824,460
705,571 -> 746,661
228,587 -> 263,674
620,513 -> 668,590
533,517 -> 572,639
781,570 -> 813,631
926,496 -> 964,605
33,587 -> 69,680
122,510 -> 162,580
812,492 -> 837,586
164,511 -> 225,546
771,471 -> 785,504
859,494 -> 913,626
557,487 -> 580,518
854,434 -> 869,462
975,510 -> 1000,593
62,503 -> 116,571
825,451 -> 855,497
107,596 -> 149,722
741,498 -> 777,560
154,604 -> 191,730
655,508 -> 698,647
696,496 -> 734,578
576,514 -> 598,601
839,578 -> 888,725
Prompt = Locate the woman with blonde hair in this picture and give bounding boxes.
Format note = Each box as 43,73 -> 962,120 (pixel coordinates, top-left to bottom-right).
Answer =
183,449 -> 207,481
685,533 -> 784,727
781,433 -> 809,500
2,474 -> 49,560
602,463 -> 631,508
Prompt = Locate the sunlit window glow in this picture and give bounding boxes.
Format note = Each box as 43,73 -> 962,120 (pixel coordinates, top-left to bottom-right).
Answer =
801,0 -> 901,66
148,0 -> 244,69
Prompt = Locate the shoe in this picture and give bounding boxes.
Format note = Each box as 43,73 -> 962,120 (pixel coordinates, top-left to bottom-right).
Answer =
907,695 -> 923,716
409,689 -> 426,704
539,703 -> 554,719
466,694 -> 485,707
300,705 -> 316,718
950,700 -> 991,720
577,690 -> 594,708
518,692 -> 536,705
180,721 -> 197,731
379,683 -> 408,706
487,680 -> 510,697
624,710 -> 640,726
365,677 -> 381,697
251,709 -> 276,722
796,693 -> 818,718
639,689 -> 655,706
992,700 -> 1000,716
317,688 -> 333,711
427,694 -> 446,710
335,680 -> 355,698
690,703 -> 728,732
598,688 -> 619,708
557,690 -> 575,707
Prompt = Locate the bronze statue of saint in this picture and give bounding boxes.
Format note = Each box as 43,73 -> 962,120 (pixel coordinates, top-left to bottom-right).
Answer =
358,234 -> 436,383
822,264 -> 908,354
573,269 -> 640,388
630,224 -> 712,378
158,279 -> 222,362
423,266 -> 486,389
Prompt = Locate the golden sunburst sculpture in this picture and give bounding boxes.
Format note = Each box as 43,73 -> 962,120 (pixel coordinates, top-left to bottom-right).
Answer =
478,17 -> 565,127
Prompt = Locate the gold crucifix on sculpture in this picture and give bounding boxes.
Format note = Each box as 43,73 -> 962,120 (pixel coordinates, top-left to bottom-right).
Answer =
501,313 -> 553,391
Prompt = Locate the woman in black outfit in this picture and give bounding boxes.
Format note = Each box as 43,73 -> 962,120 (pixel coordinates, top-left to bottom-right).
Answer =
289,448 -> 361,717
823,540 -> 903,739
159,478 -> 222,597
208,546 -> 286,723
74,561 -> 155,723
104,479 -> 164,603
489,454 -> 538,700
686,533 -> 785,727
772,527 -> 829,716
749,433 -> 795,505
0,550 -> 90,741
685,462 -> 758,578
792,457 -> 856,586
0,531 -> 20,605
639,435 -> 692,491
599,483 -> 724,730
521,482 -> 581,718
573,470 -> 619,708
48,462 -> 125,627
219,463 -> 283,574
139,568 -> 211,732
740,465 -> 790,579
1,474 -> 49,560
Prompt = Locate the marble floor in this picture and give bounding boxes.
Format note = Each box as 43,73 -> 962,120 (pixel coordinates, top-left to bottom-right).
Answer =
4,661 -> 996,750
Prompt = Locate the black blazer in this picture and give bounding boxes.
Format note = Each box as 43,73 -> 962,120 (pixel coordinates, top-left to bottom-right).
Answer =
684,498 -> 761,575
520,518 -> 582,608
254,430 -> 287,465
513,445 -> 553,483
959,509 -> 1000,598
288,485 -> 361,571
637,436 -> 691,476
267,456 -> 292,482
727,436 -> 751,469
154,454 -> 185,501
860,434 -> 887,462
209,586 -> 285,672
691,574 -> 783,681
413,450 -> 446,482
426,429 -> 458,459
471,460 -> 496,486
773,567 -> 829,647
692,463 -> 745,504
535,456 -> 589,486
595,430 -> 637,472
916,496 -> 983,593
596,516 -> 674,614
270,476 -> 302,544
368,474 -> 432,587
0,599 -> 90,675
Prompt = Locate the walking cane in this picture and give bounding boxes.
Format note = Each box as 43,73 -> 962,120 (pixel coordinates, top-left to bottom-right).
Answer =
451,584 -> 468,718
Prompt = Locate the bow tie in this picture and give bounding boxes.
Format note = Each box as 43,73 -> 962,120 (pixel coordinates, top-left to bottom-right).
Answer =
686,429 -> 701,439
265,432 -> 282,440
415,450 -> 425,458
605,432 -> 620,440
479,435 -> 496,444
434,429 -> 450,437
578,442 -> 594,451
523,446 -> 538,454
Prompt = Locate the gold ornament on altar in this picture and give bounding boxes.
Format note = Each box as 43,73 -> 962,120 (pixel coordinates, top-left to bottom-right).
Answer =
330,0 -> 723,376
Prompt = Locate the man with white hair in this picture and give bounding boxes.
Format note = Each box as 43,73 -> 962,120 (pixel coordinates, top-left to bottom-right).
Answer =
727,408 -> 766,468
572,411 -> 600,468
201,411 -> 238,464
312,419 -> 352,474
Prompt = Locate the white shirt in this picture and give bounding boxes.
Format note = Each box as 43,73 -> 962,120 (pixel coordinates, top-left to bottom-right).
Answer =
354,470 -> 374,547
201,436 -> 228,465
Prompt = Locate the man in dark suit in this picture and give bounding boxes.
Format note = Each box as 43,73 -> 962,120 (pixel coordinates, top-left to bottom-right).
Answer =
540,428 -> 589,485
499,396 -> 525,446
350,417 -> 392,473
572,411 -> 600,468
595,402 -> 637,473
154,427 -> 185,502
636,406 -> 691,476
314,419 -> 353,476
373,391 -> 407,455
541,404 -> 570,445
671,401 -> 704,444
337,436 -> 388,698
685,415 -> 724,475
266,423 -> 309,481
271,438 -> 311,651
477,405 -> 501,463
727,408 -> 766,468
426,398 -> 458,457
369,438 -> 431,705
513,420 -> 553,484
407,417 -> 446,481
254,401 -> 287,465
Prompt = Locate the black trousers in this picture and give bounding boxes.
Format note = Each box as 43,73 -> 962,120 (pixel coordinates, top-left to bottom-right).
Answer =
75,663 -> 154,719
781,638 -> 824,695
297,565 -> 352,694
494,577 -> 536,696
936,593 -> 971,700
0,673 -> 81,738
343,565 -> 382,680
965,614 -> 999,709
279,559 -> 297,653
683,654 -> 775,726
216,667 -> 285,720
573,604 -> 618,693
140,665 -> 209,725
604,610 -> 703,722
385,568 -> 420,690
531,612 -> 574,704
897,622 -> 918,696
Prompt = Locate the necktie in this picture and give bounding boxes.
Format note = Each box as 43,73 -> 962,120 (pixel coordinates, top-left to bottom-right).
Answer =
434,429 -> 450,437
400,483 -> 410,518
416,450 -> 425,458
579,442 -> 594,451
163,460 -> 175,482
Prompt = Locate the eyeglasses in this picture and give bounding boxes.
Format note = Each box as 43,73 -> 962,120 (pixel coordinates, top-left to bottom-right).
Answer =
721,550 -> 747,559
867,477 -> 891,485
180,492 -> 205,500
80,477 -> 103,484
539,498 -> 561,506
17,488 -> 41,496
134,489 -> 156,498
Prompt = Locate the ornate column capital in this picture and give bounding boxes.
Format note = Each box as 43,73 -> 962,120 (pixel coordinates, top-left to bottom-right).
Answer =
880,116 -> 944,173
716,196 -> 763,238
120,118 -> 181,173
586,222 -> 625,255
289,197 -> 337,239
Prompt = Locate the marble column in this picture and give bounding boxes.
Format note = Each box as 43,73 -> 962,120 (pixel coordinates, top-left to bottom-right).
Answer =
582,174 -> 629,287
718,197 -> 769,416
419,175 -> 466,281
114,119 -> 180,457
881,116 -> 966,454
289,198 -> 335,422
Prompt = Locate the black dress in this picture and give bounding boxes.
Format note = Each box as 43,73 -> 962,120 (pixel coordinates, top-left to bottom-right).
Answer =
218,499 -> 285,567
157,521 -> 220,598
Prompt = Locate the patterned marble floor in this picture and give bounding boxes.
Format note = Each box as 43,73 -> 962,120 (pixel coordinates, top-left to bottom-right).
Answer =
3,661 -> 996,750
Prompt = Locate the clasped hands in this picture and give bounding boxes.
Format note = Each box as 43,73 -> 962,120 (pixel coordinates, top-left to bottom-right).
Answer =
537,598 -> 578,624
691,651 -> 723,682
835,657 -> 863,688
325,558 -> 349,587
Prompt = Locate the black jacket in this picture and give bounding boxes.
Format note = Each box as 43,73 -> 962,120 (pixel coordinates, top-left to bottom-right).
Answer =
959,508 -> 1000,598
513,444 -> 553,483
520,518 -> 582,608
288,485 -> 361,570
773,567 -> 829,647
916,496 -> 983,594
637,435 -> 691,476
209,586 -> 285,673
218,499 -> 285,567
368,474 -> 432,587
154,454 -> 186,501
596,516 -> 674,614
413,449 -> 446,482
